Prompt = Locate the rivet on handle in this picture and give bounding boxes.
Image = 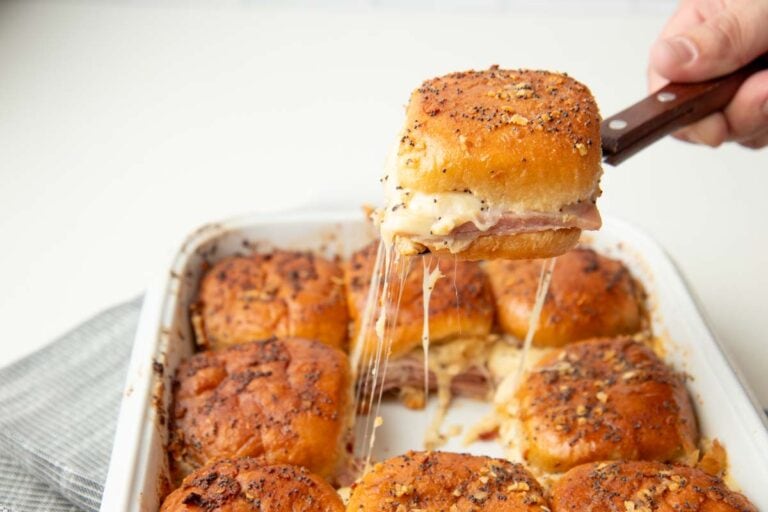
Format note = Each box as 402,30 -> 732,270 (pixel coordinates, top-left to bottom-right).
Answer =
656,92 -> 677,102
608,119 -> 628,130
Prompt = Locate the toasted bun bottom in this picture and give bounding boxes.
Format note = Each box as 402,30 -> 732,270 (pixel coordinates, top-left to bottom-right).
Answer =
419,228 -> 581,261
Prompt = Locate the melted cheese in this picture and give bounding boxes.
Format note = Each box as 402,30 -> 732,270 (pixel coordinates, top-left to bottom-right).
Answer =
462,338 -> 553,449
421,258 -> 444,398
377,145 -> 501,252
424,336 -> 494,450
375,146 -> 602,255
354,243 -> 420,476
354,244 -> 557,481
350,242 -> 385,375
462,259 -> 556,468
487,338 -> 552,382
380,190 -> 502,247
363,244 -> 396,472
494,258 -> 556,405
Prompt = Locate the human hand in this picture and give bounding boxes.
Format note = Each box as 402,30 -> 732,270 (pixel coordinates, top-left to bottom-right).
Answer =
648,0 -> 768,148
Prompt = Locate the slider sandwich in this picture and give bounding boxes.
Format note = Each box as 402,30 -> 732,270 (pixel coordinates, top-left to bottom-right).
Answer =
345,242 -> 495,407
168,338 -> 350,483
378,65 -> 603,260
347,451 -> 548,511
161,458 -> 344,512
515,337 -> 698,472
194,250 -> 349,351
552,461 -> 756,512
487,248 -> 646,347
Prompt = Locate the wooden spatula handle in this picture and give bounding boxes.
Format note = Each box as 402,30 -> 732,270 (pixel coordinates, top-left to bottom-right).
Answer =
601,56 -> 767,165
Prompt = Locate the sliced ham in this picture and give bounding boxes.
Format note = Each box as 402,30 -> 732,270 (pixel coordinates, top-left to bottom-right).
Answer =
450,202 -> 600,237
356,352 -> 492,404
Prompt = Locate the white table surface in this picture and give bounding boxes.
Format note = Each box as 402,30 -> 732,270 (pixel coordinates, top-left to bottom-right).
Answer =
1,0 -> 766,406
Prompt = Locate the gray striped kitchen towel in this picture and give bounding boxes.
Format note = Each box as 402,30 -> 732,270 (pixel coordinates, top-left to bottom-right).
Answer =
0,298 -> 142,512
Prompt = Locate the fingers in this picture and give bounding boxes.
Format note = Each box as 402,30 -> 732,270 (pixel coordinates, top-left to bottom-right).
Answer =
674,112 -> 729,147
673,69 -> 768,146
647,0 -> 768,147
739,127 -> 768,149
647,0 -> 702,88
649,0 -> 768,82
647,65 -> 667,96
723,69 -> 768,141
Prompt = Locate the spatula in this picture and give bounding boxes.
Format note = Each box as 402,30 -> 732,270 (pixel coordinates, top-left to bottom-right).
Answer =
601,56 -> 767,165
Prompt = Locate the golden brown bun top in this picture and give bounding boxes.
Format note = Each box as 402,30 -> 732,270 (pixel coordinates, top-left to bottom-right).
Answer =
196,250 -> 348,351
347,450 -> 547,511
160,458 -> 344,512
345,241 -> 494,358
488,248 -> 646,346
516,337 -> 698,473
552,461 -> 756,512
396,66 -> 602,212
169,338 -> 350,481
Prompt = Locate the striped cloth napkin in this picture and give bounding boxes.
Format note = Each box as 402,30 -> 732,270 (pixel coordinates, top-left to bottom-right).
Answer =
0,298 -> 142,512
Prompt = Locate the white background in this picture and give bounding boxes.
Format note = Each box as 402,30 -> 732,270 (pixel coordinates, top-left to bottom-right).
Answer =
0,0 -> 766,405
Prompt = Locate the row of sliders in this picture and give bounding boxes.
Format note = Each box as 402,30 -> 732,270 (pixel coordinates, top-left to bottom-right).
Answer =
161,453 -> 754,511
193,243 -> 644,355
166,335 -> 699,489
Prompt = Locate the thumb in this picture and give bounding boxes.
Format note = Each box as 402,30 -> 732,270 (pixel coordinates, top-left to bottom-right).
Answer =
650,1 -> 768,82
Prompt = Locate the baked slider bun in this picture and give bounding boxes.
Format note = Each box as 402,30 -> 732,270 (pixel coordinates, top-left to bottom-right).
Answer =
195,250 -> 348,351
160,458 -> 344,512
488,248 -> 645,347
378,65 -> 602,260
515,337 -> 698,472
168,338 -> 350,482
347,450 -> 548,511
345,241 -> 494,359
552,461 -> 756,512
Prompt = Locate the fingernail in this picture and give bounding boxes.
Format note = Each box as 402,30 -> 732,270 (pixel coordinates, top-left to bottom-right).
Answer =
684,130 -> 704,145
661,36 -> 698,66
673,130 -> 693,143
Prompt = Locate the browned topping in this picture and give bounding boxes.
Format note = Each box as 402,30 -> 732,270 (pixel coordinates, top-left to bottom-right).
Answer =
168,338 -> 349,483
488,248 -> 646,348
344,241 -> 494,359
347,451 -> 548,511
195,249 -> 348,351
405,66 -> 597,152
552,461 -> 756,512
160,458 -> 344,511
517,336 -> 698,472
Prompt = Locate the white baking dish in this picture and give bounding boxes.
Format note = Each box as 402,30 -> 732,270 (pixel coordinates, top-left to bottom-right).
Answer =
100,211 -> 768,511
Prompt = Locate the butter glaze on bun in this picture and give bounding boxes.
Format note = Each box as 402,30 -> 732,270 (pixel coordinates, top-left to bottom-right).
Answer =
488,248 -> 646,346
168,338 -> 350,482
195,250 -> 348,351
160,458 -> 344,512
347,450 -> 549,511
516,337 -> 698,472
345,241 -> 494,359
379,66 -> 603,260
552,461 -> 756,512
